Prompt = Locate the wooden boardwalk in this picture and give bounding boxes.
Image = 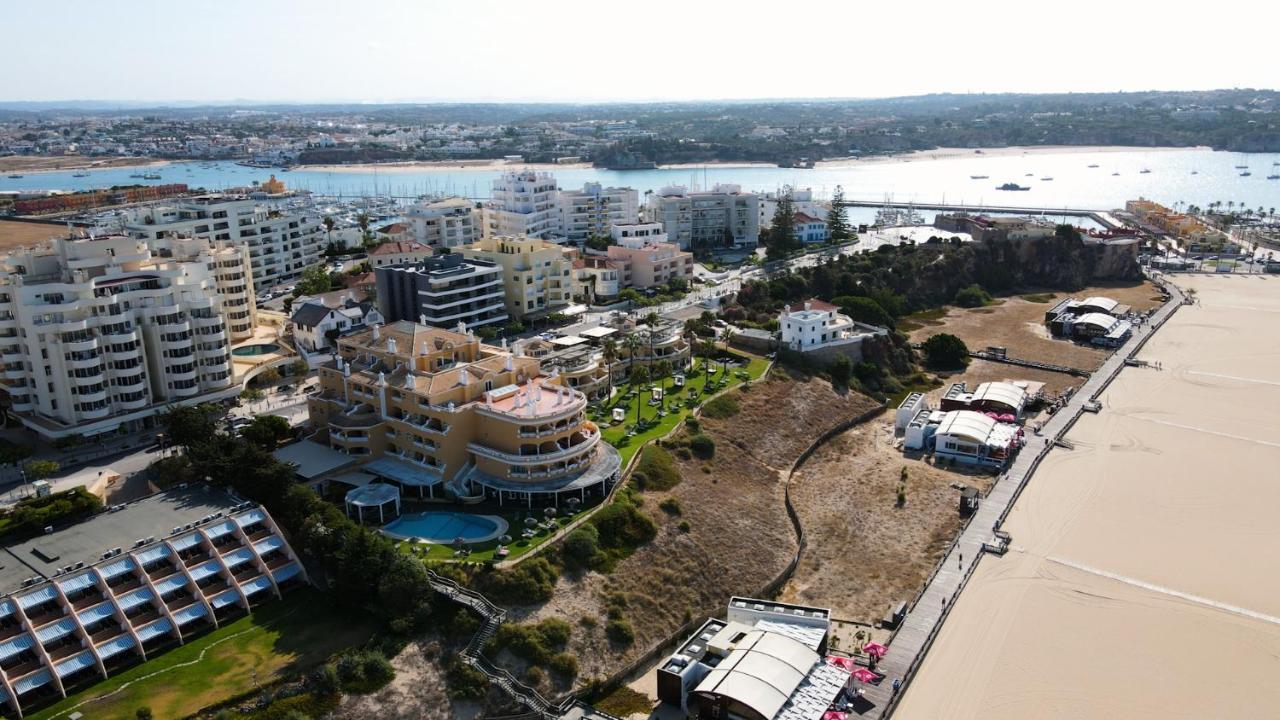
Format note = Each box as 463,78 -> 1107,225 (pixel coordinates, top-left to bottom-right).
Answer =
857,277 -> 1187,719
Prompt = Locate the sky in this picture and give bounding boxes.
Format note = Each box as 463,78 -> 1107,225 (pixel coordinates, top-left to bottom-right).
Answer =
4,0 -> 1278,104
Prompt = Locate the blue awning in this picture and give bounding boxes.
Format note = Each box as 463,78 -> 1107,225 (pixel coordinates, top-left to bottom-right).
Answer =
13,669 -> 51,695
133,544 -> 171,565
203,520 -> 235,539
188,561 -> 222,583
0,599 -> 14,619
152,575 -> 189,596
0,634 -> 33,662
169,533 -> 202,552
136,619 -> 172,642
210,590 -> 241,610
253,535 -> 284,555
96,633 -> 135,660
364,457 -> 444,487
97,556 -> 136,580
58,572 -> 98,594
234,508 -> 267,527
240,575 -> 273,596
17,585 -> 57,609
273,563 -> 301,583
116,588 -> 153,611
221,547 -> 254,569
77,602 -> 117,625
35,617 -> 76,644
172,603 -> 207,625
55,650 -> 97,678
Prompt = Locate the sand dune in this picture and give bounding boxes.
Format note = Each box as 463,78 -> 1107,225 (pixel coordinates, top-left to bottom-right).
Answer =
897,275 -> 1280,719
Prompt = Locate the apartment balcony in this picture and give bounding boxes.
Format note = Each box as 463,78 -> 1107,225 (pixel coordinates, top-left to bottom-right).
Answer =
170,385 -> 201,399
62,338 -> 99,354
468,427 -> 598,466
66,356 -> 103,372
106,347 -> 143,363
3,366 -> 25,381
72,371 -> 105,387
117,396 -> 149,411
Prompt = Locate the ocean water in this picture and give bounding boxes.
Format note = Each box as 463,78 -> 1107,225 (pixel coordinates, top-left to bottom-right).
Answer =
4,148 -> 1278,216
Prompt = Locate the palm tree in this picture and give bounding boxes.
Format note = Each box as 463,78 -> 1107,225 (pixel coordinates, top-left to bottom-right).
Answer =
720,328 -> 737,377
624,334 -> 642,380
601,338 -> 618,401
322,215 -> 336,248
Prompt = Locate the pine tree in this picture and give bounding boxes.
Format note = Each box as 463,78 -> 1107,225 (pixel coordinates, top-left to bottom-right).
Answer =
827,185 -> 851,242
767,186 -> 797,260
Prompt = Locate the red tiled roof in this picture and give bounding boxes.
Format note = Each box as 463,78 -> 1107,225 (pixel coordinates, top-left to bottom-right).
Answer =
805,298 -> 838,312
793,212 -> 823,224
369,240 -> 430,256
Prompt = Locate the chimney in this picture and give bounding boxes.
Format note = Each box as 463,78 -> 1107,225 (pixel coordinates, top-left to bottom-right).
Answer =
387,338 -> 397,354
372,324 -> 381,340
804,301 -> 812,311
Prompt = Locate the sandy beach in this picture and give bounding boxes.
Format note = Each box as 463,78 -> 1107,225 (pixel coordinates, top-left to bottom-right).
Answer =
896,274 -> 1280,719
0,155 -> 167,174
816,145 -> 1206,169
296,159 -> 592,174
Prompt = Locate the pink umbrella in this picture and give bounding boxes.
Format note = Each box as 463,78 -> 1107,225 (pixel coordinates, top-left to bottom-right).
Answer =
822,712 -> 848,720
826,655 -> 856,670
852,668 -> 879,683
863,642 -> 889,659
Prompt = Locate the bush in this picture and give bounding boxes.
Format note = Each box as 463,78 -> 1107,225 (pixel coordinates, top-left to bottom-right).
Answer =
606,619 -> 635,645
678,520 -> 691,533
834,295 -> 895,327
828,354 -> 853,388
921,333 -> 970,369
479,557 -> 560,604
634,445 -> 680,491
492,618 -> 572,665
562,525 -> 602,570
0,439 -> 33,465
954,284 -> 992,308
526,665 -> 546,686
658,497 -> 683,516
0,487 -> 103,540
446,658 -> 489,700
136,708 -> 153,720
548,652 -> 579,679
335,649 -> 396,694
591,501 -> 657,555
685,417 -> 700,432
688,433 -> 715,459
701,394 -> 740,419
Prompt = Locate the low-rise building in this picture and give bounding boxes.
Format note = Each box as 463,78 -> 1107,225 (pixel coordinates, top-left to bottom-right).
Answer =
374,253 -> 508,330
0,233 -> 251,440
368,240 -> 433,269
779,300 -> 888,359
932,213 -> 1056,244
572,256 -> 623,304
903,408 -> 1022,469
793,212 -> 829,244
306,321 -> 621,504
457,235 -> 574,320
605,223 -> 694,289
0,485 -> 306,718
759,187 -> 827,229
939,381 -> 1029,419
290,294 -> 383,357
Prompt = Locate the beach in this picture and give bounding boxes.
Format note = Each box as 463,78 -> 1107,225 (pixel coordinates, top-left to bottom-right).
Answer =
816,144 -> 1206,168
0,155 -> 167,174
895,273 -> 1280,719
296,158 -> 592,174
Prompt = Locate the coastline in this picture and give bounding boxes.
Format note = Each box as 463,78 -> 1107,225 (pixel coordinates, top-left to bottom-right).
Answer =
0,156 -> 169,174
293,145 -> 1210,175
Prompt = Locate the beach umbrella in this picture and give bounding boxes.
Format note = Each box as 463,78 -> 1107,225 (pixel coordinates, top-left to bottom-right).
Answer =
566,497 -> 581,509
498,535 -> 512,545
822,712 -> 848,720
851,668 -> 878,684
544,506 -> 557,518
524,517 -> 538,528
452,536 -> 465,549
862,642 -> 889,659
826,655 -> 856,670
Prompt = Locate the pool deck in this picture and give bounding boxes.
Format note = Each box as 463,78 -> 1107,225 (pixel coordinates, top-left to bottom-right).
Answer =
380,511 -> 510,545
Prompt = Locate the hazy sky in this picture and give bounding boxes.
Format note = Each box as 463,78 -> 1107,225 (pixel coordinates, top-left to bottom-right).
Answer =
5,0 -> 1278,103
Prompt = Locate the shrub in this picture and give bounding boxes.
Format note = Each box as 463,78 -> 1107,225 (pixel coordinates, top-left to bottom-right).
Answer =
136,708 -> 153,720
526,665 -> 546,686
954,284 -> 993,308
548,652 -> 579,678
658,497 -> 682,516
562,525 -> 602,570
591,501 -> 657,561
688,433 -> 715,459
0,439 -> 33,465
678,520 -> 692,533
833,295 -> 895,328
685,417 -> 700,432
446,658 -> 489,700
478,557 -> 560,604
606,619 -> 635,645
828,354 -> 853,388
335,649 -> 396,694
312,663 -> 341,696
701,394 -> 740,419
921,333 -> 970,369
634,445 -> 680,491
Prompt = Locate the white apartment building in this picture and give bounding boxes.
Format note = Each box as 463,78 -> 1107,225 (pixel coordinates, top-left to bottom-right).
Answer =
644,184 -> 760,251
759,187 -> 828,228
557,182 -> 639,243
110,195 -> 326,291
0,234 -> 251,440
483,170 -> 562,241
406,196 -> 481,249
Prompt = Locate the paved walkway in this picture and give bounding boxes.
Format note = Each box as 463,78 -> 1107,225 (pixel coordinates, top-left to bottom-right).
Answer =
860,276 -> 1187,718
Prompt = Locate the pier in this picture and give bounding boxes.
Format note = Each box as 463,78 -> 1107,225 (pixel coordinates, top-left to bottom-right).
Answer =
839,199 -> 1122,229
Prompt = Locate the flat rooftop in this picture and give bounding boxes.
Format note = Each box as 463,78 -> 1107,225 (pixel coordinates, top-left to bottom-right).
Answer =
0,484 -> 242,595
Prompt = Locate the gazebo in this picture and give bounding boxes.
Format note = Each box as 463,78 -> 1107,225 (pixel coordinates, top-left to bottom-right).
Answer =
344,483 -> 402,524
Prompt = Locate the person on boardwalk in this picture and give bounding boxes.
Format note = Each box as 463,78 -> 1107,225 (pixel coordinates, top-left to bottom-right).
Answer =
892,677 -> 901,694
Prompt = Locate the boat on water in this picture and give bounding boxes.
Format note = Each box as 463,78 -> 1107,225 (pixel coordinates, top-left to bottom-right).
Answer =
996,182 -> 1030,191
1040,177 -> 1054,181
1024,173 -> 1033,177
1240,171 -> 1252,177
5,174 -> 22,179
1267,175 -> 1280,180
142,173 -> 162,180
970,175 -> 989,179
1235,165 -> 1249,169
1087,164 -> 1099,168
1140,169 -> 1152,174
1191,170 -> 1199,175
1112,172 -> 1121,176
72,172 -> 89,177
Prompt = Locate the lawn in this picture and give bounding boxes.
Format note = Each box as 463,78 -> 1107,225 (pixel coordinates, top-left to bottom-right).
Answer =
26,589 -> 375,720
396,505 -> 590,565
594,354 -> 770,469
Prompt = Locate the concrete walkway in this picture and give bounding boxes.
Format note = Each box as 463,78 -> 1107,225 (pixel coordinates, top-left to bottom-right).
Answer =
859,276 -> 1187,718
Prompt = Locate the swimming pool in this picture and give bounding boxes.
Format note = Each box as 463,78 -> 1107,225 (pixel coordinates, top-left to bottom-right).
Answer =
231,343 -> 281,357
381,512 -> 508,544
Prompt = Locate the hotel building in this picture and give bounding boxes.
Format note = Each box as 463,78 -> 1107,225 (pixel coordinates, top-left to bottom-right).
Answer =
483,170 -> 562,241
110,194 -> 326,290
557,182 -> 640,243
306,321 -> 621,506
374,253 -> 509,330
456,235 -> 574,320
0,234 -> 251,440
0,486 -> 305,718
645,184 -> 761,251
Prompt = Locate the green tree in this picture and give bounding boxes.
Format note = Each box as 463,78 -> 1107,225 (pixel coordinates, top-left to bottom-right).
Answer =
833,296 -> 894,328
161,404 -> 220,449
289,359 -> 310,377
827,185 -> 851,241
136,708 -> 154,720
828,354 -> 853,388
562,525 -> 602,570
240,415 -> 292,450
767,186 -> 798,260
953,284 -> 992,308
921,333 -> 970,369
295,265 -> 332,296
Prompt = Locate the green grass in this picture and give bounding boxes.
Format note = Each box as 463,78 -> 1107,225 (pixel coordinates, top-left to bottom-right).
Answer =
1020,293 -> 1057,303
26,589 -> 375,720
395,507 -> 588,565
897,307 -> 948,332
597,355 -> 769,469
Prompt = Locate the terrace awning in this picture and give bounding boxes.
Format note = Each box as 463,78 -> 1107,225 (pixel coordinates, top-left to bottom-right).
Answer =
203,520 -> 236,539
58,572 -> 98,594
169,533 -> 203,552
153,575 -> 189,596
172,603 -> 208,625
253,536 -> 284,555
133,544 -> 171,565
234,508 -> 266,527
0,634 -> 33,662
135,619 -> 172,643
97,556 -> 136,580
35,618 -> 76,644
188,561 -> 222,583
77,602 -> 117,625
13,669 -> 51,695
210,590 -> 241,610
116,588 -> 153,612
18,585 -> 57,609
96,634 -> 135,660
363,457 -> 444,488
222,547 -> 254,569
0,599 -> 15,619
54,650 -> 96,678
240,576 -> 273,596
273,563 -> 301,583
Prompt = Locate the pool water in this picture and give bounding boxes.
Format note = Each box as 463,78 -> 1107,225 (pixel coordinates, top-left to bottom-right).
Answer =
382,512 -> 507,543
231,343 -> 281,357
